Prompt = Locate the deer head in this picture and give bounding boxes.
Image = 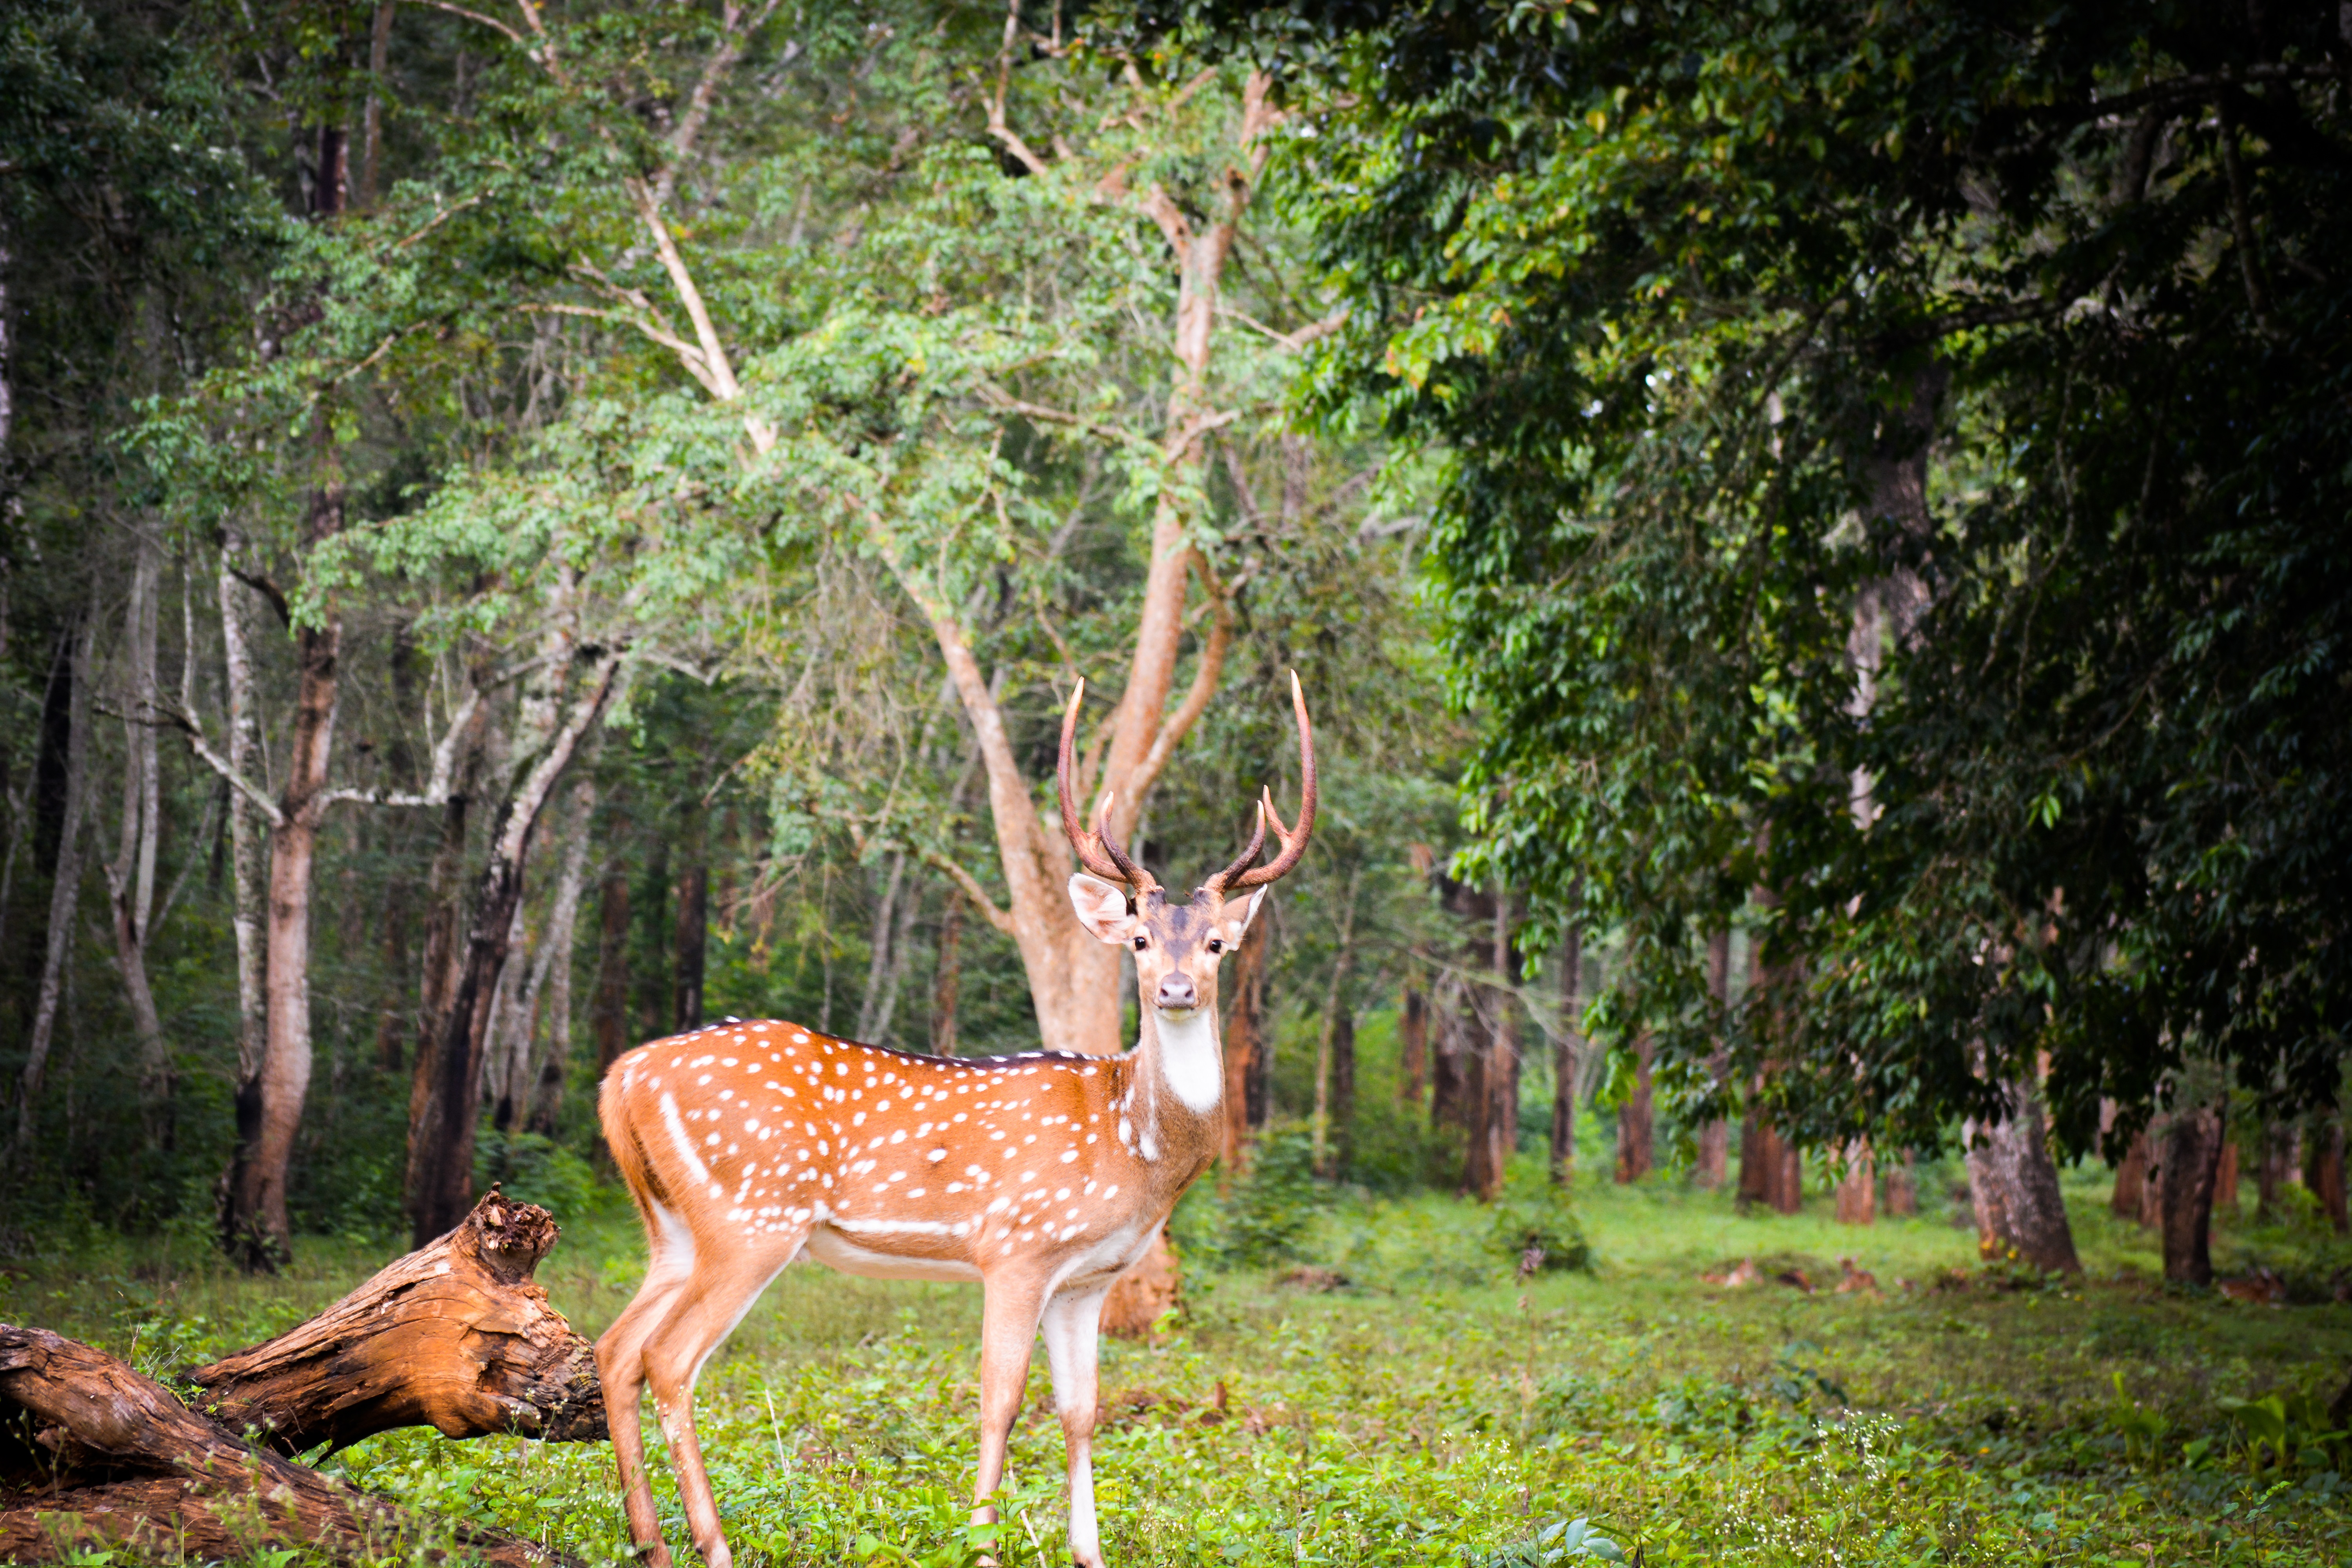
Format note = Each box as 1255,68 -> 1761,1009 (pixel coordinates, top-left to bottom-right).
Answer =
1056,672 -> 1316,1026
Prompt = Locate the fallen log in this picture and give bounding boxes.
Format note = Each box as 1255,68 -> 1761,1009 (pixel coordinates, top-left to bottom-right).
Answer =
0,1191 -> 606,1565
191,1189 -> 606,1452
0,1326 -> 566,1566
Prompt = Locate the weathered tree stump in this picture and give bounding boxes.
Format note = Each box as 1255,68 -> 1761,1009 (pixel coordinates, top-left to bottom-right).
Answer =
0,1191 -> 606,1564
191,1189 -> 605,1452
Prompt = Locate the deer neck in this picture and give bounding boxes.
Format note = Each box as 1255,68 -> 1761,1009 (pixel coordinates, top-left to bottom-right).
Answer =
1121,1002 -> 1223,1170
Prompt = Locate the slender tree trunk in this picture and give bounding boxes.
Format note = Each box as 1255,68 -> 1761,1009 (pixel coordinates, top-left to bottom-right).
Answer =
1615,1034 -> 1655,1184
1963,1078 -> 2082,1274
1398,978 -> 1428,1106
1430,972 -> 1467,1133
1329,1001 -> 1354,1175
407,652 -> 624,1246
13,605 -> 94,1160
2255,1121 -> 2295,1220
592,860 -> 631,1075
1884,1150 -> 1918,1216
868,870 -> 921,1048
105,538 -> 170,1141
1220,910 -> 1268,1171
2159,1103 -> 2226,1284
1693,927 -> 1731,1187
637,832 -> 671,1039
2112,1130 -> 2151,1218
1483,898 -> 1520,1198
671,810 -> 706,1034
484,899 -> 530,1131
2304,1116 -> 2347,1234
360,2 -> 394,207
930,889 -> 964,1056
1835,1140 -> 1877,1224
227,480 -> 346,1269
856,851 -> 906,1042
2213,1138 -> 2239,1216
524,777 -> 594,1135
212,543 -> 270,1240
1548,930 -> 1581,1185
376,873 -> 410,1073
1311,870 -> 1359,1176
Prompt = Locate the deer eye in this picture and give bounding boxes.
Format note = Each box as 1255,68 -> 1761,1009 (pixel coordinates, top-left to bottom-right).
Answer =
1132,935 -> 1147,951
1206,938 -> 1224,954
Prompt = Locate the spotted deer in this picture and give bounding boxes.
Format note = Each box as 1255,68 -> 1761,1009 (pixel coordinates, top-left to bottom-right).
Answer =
594,675 -> 1316,1568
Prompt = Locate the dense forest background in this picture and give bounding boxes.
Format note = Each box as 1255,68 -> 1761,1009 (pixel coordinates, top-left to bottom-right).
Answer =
1,0 -> 2345,1292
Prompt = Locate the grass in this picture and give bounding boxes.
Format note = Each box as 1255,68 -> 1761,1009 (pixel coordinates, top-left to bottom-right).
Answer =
3,1153 -> 2349,1567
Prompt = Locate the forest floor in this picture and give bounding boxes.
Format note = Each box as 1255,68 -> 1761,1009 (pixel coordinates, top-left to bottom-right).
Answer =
3,1160 -> 2349,1567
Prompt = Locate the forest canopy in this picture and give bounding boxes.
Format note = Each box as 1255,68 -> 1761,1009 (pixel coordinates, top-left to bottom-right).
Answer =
0,0 -> 2345,1293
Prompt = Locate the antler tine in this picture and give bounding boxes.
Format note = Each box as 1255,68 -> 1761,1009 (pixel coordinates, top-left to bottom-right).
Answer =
1094,790 -> 1161,898
1200,800 -> 1268,898
1233,670 -> 1317,889
1057,680 -> 1129,886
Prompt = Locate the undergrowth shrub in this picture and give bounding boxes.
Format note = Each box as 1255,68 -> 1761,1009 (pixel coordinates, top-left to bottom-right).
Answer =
1489,1161 -> 1591,1274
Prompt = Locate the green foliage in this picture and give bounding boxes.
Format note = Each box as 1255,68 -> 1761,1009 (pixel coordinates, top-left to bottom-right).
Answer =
1488,1161 -> 1591,1276
1175,1122 -> 1326,1268
474,1131 -> 616,1226
1212,0 -> 2352,1163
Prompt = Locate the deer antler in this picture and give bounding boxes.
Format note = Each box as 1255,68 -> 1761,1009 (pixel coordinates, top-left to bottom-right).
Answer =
1207,671 -> 1317,894
1058,680 -> 1161,897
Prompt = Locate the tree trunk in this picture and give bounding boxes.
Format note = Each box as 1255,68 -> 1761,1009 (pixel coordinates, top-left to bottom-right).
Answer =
1329,1002 -> 1354,1175
523,777 -> 595,1135
1835,1140 -> 1877,1224
1430,972 -> 1468,1133
856,850 -> 906,1042
1884,1150 -> 1918,1216
2112,1130 -> 2151,1219
407,653 -> 625,1247
1311,871 -> 1359,1176
930,887 -> 964,1055
11,605 -> 93,1159
2159,1103 -> 2226,1284
2255,1121 -> 2296,1220
235,592 -> 340,1265
1615,1034 -> 1655,1184
592,859 -> 632,1076
866,864 -> 922,1048
1220,910 -> 1269,1170
190,1192 -> 605,1451
1399,979 -> 1428,1106
1693,926 -> 1731,1187
1739,1110 -> 1804,1215
2213,1137 -> 2239,1217
671,806 -> 707,1034
1964,1079 -> 2082,1273
2304,1117 -> 2348,1234
1548,932 -> 1579,1185
211,543 -> 272,1245
104,537 -> 169,1141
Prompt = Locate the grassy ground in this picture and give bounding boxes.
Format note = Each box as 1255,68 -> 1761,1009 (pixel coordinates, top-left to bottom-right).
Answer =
3,1157 -> 2348,1567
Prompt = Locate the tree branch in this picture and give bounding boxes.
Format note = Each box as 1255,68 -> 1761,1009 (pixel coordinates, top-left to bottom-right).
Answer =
985,0 -> 1053,177
1123,552 -> 1233,809
159,706 -> 286,829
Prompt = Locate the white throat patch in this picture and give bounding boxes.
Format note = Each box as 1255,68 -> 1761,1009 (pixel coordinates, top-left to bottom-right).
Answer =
1153,1009 -> 1222,1115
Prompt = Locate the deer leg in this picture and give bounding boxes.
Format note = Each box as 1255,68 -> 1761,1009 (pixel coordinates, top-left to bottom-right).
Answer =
971,1271 -> 1051,1542
638,1245 -> 799,1568
596,1210 -> 700,1568
1040,1285 -> 1112,1568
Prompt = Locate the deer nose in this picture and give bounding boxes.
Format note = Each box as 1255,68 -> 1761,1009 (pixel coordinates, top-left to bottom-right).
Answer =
1155,972 -> 1198,1011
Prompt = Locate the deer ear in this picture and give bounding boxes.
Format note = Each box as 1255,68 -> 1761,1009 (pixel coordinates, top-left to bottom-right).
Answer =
1215,887 -> 1267,946
1067,873 -> 1138,945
